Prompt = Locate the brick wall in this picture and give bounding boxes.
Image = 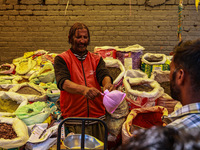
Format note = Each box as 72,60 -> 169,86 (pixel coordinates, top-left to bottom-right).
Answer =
0,0 -> 199,64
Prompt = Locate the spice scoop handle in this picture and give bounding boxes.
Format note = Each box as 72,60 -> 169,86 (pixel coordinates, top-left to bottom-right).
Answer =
101,93 -> 104,96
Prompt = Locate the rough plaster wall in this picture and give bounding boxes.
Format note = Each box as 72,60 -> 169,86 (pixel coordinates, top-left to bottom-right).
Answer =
0,0 -> 199,64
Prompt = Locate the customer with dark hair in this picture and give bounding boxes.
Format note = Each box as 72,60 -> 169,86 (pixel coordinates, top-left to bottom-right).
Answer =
118,126 -> 200,150
162,39 -> 200,130
54,22 -> 114,141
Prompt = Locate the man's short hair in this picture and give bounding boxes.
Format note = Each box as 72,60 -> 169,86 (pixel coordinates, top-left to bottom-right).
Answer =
68,22 -> 90,45
173,39 -> 200,92
118,126 -> 200,150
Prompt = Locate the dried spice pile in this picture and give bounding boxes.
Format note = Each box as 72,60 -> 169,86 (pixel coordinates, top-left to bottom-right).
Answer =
131,84 -> 153,92
40,69 -> 52,74
0,98 -> 19,113
16,86 -> 42,95
0,123 -> 17,139
145,56 -> 163,62
107,67 -> 121,81
18,78 -> 29,84
0,87 -> 9,91
0,66 -> 10,71
160,81 -> 171,96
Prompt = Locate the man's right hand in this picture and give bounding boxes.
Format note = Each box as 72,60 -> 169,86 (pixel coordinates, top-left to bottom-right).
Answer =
83,87 -> 102,100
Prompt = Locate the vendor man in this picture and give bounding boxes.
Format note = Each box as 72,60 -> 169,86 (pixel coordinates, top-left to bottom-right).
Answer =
54,22 -> 114,141
164,39 -> 200,131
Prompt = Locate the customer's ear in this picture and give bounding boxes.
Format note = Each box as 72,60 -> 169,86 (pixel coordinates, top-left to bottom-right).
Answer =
177,69 -> 185,86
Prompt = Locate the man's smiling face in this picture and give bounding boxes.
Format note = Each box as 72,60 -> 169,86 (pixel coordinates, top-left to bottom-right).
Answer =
72,28 -> 89,53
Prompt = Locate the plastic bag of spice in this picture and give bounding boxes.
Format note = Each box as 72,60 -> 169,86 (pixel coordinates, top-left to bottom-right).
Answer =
15,58 -> 37,75
116,44 -> 144,70
29,63 -> 55,83
123,77 -> 164,110
0,116 -> 29,149
9,82 -> 47,102
15,101 -> 50,126
0,91 -> 28,117
46,83 -> 60,103
104,58 -> 125,87
94,46 -> 118,59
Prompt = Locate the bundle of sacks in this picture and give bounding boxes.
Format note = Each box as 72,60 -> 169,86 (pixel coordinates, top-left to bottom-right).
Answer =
0,50 -> 62,150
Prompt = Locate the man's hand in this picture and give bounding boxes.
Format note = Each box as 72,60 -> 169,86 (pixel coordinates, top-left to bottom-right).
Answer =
103,82 -> 115,92
83,87 -> 102,100
102,76 -> 115,92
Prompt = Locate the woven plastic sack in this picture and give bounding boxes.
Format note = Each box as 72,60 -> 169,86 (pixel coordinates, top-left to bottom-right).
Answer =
0,84 -> 17,92
141,53 -> 170,77
105,100 -> 129,137
0,117 -> 29,149
0,63 -> 15,75
121,106 -> 168,144
0,91 -> 28,117
124,69 -> 148,79
123,77 -> 164,109
9,82 -> 47,102
156,94 -> 182,114
104,58 -> 125,86
150,70 -> 171,97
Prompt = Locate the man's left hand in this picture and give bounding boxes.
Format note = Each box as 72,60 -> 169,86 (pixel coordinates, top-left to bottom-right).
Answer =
103,83 -> 115,92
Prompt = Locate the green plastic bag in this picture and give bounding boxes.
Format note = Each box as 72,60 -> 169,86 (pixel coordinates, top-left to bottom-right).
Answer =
15,101 -> 50,126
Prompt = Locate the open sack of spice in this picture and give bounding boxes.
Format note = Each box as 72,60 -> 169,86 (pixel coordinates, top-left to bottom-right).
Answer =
0,91 -> 28,117
123,77 -> 164,110
150,70 -> 171,96
0,63 -> 15,75
9,82 -> 47,102
104,58 -> 125,87
0,116 -> 29,149
141,53 -> 171,77
121,106 -> 168,144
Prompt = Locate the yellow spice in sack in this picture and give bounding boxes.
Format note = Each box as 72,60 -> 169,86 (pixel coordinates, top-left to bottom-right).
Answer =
19,61 -> 28,71
0,98 -> 20,113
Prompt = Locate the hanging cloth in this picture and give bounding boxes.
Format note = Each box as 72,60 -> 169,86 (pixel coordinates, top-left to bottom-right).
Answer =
177,0 -> 183,42
196,0 -> 200,12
